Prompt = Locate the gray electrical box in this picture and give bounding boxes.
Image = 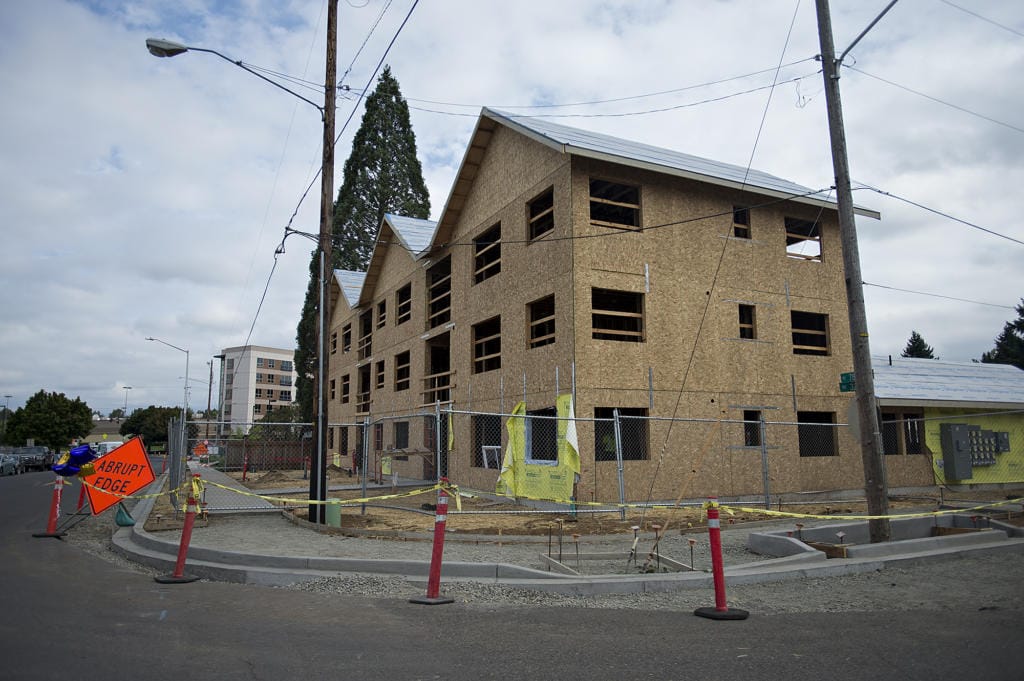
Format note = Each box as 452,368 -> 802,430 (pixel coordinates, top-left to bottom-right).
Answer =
940,423 -> 973,480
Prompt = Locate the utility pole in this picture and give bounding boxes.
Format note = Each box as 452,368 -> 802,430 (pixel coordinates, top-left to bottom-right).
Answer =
310,0 -> 338,524
206,360 -> 214,440
815,0 -> 897,543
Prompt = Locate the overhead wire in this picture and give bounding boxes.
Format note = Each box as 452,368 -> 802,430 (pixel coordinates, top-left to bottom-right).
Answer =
843,65 -> 1024,135
638,0 -> 805,526
862,282 -> 1016,309
936,0 -> 1024,39
853,182 -> 1024,246
408,73 -> 823,120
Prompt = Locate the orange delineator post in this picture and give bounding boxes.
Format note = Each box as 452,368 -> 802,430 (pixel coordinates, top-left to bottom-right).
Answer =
694,497 -> 749,620
32,476 -> 67,539
154,474 -> 201,584
409,479 -> 455,605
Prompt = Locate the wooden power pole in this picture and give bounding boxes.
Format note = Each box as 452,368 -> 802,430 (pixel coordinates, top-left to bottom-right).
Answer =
815,0 -> 899,543
310,0 -> 338,524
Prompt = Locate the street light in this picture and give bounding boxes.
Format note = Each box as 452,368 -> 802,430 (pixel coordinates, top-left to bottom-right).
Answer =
214,354 -> 226,438
2,394 -> 11,440
122,386 -> 132,421
146,9 -> 337,524
146,336 -> 190,457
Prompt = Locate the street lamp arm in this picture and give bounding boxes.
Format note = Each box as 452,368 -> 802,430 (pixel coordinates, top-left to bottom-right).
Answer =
146,38 -> 325,119
146,336 -> 187,355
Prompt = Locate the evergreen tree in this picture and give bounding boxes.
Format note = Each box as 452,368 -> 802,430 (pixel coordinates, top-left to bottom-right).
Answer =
901,330 -> 936,359
294,66 -> 430,420
981,299 -> 1024,370
5,390 -> 93,450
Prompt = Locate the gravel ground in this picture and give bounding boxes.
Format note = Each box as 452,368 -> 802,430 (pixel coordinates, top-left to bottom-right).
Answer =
62,504 -> 1024,614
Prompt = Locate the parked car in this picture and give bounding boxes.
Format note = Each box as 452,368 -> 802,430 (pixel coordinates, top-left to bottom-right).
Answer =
15,446 -> 53,472
0,453 -> 23,475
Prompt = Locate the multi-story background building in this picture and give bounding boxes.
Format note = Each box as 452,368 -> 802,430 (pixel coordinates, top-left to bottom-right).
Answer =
217,345 -> 297,433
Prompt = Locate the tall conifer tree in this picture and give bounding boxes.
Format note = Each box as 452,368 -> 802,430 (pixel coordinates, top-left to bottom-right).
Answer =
901,330 -> 936,359
294,67 -> 430,420
981,299 -> 1024,370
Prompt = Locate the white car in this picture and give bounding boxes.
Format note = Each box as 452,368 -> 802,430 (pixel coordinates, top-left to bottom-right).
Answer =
0,454 -> 23,476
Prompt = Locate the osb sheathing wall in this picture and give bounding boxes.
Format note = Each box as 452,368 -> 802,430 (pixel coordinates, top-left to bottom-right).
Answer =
566,155 -> 875,501
326,118 -> 933,500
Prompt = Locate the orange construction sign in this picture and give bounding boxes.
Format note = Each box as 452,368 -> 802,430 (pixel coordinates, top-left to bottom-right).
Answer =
193,442 -> 208,456
82,437 -> 156,515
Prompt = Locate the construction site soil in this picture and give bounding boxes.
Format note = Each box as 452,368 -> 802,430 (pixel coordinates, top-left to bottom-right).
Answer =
145,467 -> 1024,537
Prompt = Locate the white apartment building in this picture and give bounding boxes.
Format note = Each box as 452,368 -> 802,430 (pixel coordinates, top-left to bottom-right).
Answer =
217,345 -> 297,432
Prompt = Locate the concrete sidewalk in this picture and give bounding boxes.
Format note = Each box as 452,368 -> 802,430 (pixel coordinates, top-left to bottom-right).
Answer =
111,471 -> 1024,594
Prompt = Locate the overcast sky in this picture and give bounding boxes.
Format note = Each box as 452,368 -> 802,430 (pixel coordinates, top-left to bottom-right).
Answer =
1,0 -> 1021,416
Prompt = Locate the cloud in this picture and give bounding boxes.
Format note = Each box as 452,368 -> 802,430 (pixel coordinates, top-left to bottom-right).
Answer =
0,0 -> 1020,416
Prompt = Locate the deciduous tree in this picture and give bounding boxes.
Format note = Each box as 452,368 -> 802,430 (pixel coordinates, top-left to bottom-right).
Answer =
4,390 -> 93,450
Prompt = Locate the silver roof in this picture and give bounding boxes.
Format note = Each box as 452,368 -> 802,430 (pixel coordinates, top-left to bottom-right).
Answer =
384,214 -> 437,258
333,269 -> 366,308
873,357 -> 1024,408
483,108 -> 879,219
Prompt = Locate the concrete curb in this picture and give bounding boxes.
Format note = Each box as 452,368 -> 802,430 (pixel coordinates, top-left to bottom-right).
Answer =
111,477 -> 1024,595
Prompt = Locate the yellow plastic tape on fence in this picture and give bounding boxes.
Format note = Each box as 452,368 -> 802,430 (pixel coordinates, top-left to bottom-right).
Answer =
720,496 -> 1024,521
198,479 -> 444,507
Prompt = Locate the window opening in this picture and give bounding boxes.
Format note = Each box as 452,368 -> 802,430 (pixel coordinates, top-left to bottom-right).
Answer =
396,284 -> 412,325
394,351 -> 410,391
791,311 -> 829,355
528,187 -> 555,240
528,295 -> 556,348
743,410 -> 761,447
472,316 -> 501,374
427,257 -> 452,329
593,407 -> 649,461
592,288 -> 644,342
785,217 -> 822,261
525,407 -> 558,463
473,223 -> 501,283
797,411 -> 836,457
739,304 -> 757,340
590,179 -> 640,229
733,206 -> 751,239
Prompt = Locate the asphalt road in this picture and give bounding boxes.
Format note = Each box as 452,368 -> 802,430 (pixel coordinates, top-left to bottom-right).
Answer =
1,471 -> 1021,681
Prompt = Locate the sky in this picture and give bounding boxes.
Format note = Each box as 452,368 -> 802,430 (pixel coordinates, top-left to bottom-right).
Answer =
1,0 -> 1022,417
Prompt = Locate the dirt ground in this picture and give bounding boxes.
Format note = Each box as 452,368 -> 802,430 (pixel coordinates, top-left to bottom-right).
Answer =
157,467 -> 1024,537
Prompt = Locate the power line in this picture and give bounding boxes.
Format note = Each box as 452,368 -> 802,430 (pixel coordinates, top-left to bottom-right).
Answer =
409,73 -> 823,120
844,65 -> 1024,135
863,282 -> 1015,309
405,58 -> 819,110
937,0 -> 1024,39
854,182 -> 1024,246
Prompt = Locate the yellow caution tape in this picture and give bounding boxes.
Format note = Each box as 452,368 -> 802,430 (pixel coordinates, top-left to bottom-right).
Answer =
76,477 -> 191,502
198,479 -> 445,507
720,496 -> 1024,521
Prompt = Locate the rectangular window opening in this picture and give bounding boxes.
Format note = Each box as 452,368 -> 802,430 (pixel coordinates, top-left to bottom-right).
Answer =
427,257 -> 452,329
396,284 -> 412,325
798,411 -> 837,457
528,295 -> 556,349
376,300 -> 386,329
528,187 -> 555,240
593,407 -> 649,461
592,288 -> 644,342
785,217 -> 822,261
739,304 -> 757,340
358,310 -> 373,360
342,324 -> 352,353
341,374 -> 350,404
394,421 -> 409,450
791,311 -> 830,356
472,316 -> 501,374
472,414 -> 502,468
375,360 -> 385,390
590,179 -> 640,230
394,351 -> 410,392
733,206 -> 751,239
526,407 -> 558,463
743,410 -> 762,447
473,223 -> 501,284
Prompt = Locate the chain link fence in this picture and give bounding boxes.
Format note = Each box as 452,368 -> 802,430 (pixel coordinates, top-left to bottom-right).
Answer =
176,407 -> 1024,507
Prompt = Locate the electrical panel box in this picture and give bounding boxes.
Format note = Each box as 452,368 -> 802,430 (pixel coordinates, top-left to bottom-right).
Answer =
940,423 -> 974,480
